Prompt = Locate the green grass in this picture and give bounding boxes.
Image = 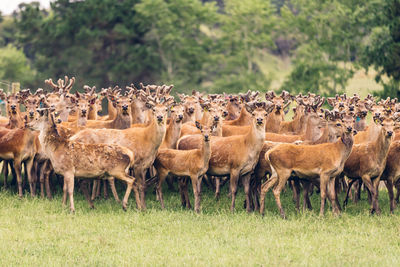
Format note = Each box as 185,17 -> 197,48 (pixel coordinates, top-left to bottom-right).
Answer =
0,178 -> 399,266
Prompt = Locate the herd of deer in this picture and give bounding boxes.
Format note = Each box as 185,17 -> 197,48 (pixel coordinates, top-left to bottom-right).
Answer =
1,76 -> 400,218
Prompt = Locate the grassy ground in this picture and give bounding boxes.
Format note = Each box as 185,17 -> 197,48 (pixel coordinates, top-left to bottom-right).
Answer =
0,177 -> 399,266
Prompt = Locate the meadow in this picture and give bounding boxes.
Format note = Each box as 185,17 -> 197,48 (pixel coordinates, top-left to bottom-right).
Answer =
0,179 -> 399,266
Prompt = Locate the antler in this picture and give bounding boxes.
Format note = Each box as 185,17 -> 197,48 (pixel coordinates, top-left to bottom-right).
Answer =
45,76 -> 75,93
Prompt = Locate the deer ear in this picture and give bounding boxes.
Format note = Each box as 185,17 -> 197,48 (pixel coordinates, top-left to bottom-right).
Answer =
195,121 -> 202,130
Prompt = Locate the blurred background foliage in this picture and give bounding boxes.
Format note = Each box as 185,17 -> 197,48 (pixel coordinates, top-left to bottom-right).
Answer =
0,0 -> 399,97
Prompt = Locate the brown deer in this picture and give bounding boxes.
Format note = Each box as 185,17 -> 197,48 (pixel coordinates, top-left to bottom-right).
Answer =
154,122 -> 212,212
265,91 -> 291,133
70,96 -> 171,210
260,114 -> 355,218
343,117 -> 394,214
160,104 -> 185,149
177,103 -> 270,212
28,109 -> 137,212
380,140 -> 400,213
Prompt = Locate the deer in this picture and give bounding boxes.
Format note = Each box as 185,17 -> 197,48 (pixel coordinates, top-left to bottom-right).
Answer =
177,102 -> 272,212
342,116 -> 394,214
154,122 -> 213,212
264,91 -> 291,133
27,109 -> 137,212
380,140 -> 400,213
260,113 -> 355,218
224,94 -> 241,120
160,104 -> 185,149
70,92 -> 172,210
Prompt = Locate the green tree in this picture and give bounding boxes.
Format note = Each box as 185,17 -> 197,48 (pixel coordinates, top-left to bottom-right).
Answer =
134,0 -> 218,92
280,0 -> 375,96
211,0 -> 276,93
361,0 -> 400,98
0,44 -> 35,88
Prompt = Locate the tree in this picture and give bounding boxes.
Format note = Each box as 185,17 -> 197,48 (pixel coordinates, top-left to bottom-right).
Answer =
211,0 -> 276,93
134,0 -> 218,92
279,0 -> 375,96
0,44 -> 35,88
361,0 -> 400,98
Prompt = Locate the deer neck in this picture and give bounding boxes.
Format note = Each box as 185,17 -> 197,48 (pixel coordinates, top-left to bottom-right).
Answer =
311,124 -> 330,144
76,115 -> 87,127
226,103 -> 240,120
373,127 -> 392,162
147,116 -> 167,148
246,120 -> 265,148
354,117 -> 367,131
304,118 -> 321,142
111,110 -> 132,129
107,101 -> 117,120
164,119 -> 182,149
88,105 -> 97,120
131,99 -> 146,124
58,109 -> 70,122
212,122 -> 223,136
200,110 -> 211,125
200,138 -> 212,168
236,107 -> 251,125
40,121 -> 65,152
183,112 -> 196,124
7,113 -> 24,129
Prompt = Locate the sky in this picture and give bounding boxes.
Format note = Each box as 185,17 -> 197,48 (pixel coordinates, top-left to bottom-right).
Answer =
0,0 -> 51,15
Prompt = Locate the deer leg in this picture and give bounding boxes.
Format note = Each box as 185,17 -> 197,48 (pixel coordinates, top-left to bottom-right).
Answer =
183,178 -> 191,209
80,180 -> 94,209
178,178 -> 186,207
302,180 -> 312,211
32,159 -> 38,195
229,170 -> 240,212
13,158 -> 23,198
272,171 -> 291,219
91,180 -> 98,201
385,179 -> 395,213
372,177 -> 381,215
62,176 -> 67,207
64,172 -> 75,212
108,177 -> 120,203
395,182 -> 400,204
343,179 -> 357,208
112,172 -> 135,211
242,173 -> 252,213
136,169 -> 147,210
215,177 -> 221,200
191,175 -> 201,213
319,175 -> 328,217
165,176 -> 176,192
361,175 -> 378,214
25,157 -> 35,197
156,170 -> 168,209
260,174 -> 278,215
39,162 -> 46,198
95,178 -> 101,199
328,177 -> 340,216
103,180 -> 108,199
44,162 -> 53,199
292,179 -> 301,211
2,160 -> 8,188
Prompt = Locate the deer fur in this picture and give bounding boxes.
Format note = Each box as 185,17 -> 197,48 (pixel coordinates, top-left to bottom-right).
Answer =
260,115 -> 355,218
28,109 -> 137,212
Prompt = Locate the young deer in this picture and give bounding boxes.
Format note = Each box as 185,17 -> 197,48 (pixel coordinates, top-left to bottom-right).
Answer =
177,103 -> 269,212
28,109 -> 137,212
343,117 -> 394,214
70,98 -> 171,210
154,122 -> 212,212
260,114 -> 355,218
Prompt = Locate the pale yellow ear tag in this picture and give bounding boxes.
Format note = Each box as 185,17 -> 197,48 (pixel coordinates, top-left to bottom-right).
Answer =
204,106 -> 208,112
170,106 -> 174,111
387,107 -> 391,111
293,100 -> 297,105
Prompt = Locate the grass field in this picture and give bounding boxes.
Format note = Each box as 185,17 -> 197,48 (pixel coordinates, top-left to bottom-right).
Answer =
0,179 -> 399,266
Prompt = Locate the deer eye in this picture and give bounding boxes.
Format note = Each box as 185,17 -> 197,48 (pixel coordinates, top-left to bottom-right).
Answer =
336,123 -> 341,127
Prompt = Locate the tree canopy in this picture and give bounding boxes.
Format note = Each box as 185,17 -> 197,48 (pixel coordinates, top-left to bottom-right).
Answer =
0,0 -> 397,96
